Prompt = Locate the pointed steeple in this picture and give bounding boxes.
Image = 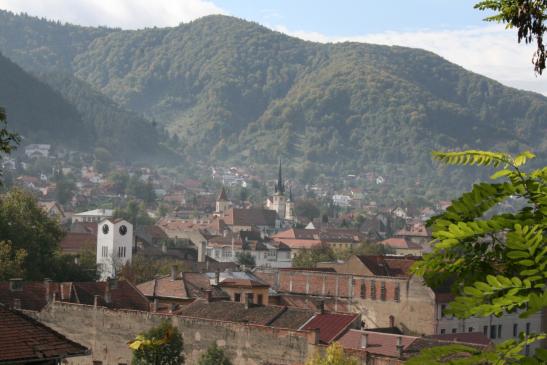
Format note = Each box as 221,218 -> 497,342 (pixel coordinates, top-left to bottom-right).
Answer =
288,186 -> 293,202
275,159 -> 285,194
217,186 -> 228,201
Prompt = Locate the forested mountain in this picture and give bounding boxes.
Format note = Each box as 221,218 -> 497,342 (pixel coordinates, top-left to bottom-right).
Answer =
0,52 -> 172,162
0,10 -> 545,195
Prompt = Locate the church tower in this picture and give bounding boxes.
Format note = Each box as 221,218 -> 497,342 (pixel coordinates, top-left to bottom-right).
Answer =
272,161 -> 287,220
214,186 -> 230,217
285,187 -> 295,222
96,219 -> 133,281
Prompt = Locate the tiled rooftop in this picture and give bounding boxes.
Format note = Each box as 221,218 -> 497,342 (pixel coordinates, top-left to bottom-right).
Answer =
0,304 -> 88,363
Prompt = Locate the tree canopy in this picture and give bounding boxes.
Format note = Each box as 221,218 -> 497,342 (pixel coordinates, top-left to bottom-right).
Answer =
129,320 -> 184,365
198,343 -> 233,365
476,0 -> 547,74
413,150 -> 547,364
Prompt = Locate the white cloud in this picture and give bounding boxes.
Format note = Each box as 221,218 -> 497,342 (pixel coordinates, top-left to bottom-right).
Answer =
0,0 -> 225,28
273,24 -> 547,96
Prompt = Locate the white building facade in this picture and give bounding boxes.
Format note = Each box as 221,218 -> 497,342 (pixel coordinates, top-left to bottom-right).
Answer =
96,219 -> 134,280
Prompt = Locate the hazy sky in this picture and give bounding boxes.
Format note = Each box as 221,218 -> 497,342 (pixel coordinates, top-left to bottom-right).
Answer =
1,0 -> 544,95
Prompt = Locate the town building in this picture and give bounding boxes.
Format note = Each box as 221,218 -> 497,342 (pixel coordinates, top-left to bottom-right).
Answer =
72,208 -> 113,223
265,162 -> 296,224
24,143 -> 51,159
96,218 -> 134,280
0,304 -> 89,364
256,255 -> 544,350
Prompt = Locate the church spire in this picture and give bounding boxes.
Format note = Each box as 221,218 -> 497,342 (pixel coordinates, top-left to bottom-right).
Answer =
275,159 -> 285,194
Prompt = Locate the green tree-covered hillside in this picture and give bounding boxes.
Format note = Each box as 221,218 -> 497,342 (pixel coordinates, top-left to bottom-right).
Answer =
0,11 -> 545,192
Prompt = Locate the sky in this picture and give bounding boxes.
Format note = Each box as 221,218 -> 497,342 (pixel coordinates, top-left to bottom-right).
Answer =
0,0 -> 544,95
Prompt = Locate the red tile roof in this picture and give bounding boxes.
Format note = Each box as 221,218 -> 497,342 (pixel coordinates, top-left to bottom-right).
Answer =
59,232 -> 96,253
71,281 -> 150,311
338,330 -> 418,357
0,281 -> 54,311
137,273 -> 229,301
223,208 -> 277,227
301,312 -> 359,344
0,304 -> 88,363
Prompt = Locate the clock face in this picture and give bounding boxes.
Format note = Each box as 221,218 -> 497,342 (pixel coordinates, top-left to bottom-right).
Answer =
102,224 -> 109,234
119,225 -> 128,236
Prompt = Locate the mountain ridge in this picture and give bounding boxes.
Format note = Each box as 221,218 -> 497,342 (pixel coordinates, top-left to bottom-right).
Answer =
0,10 -> 545,196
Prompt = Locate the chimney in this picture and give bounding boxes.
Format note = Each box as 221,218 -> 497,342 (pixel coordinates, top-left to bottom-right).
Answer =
205,289 -> 212,302
93,295 -> 100,308
361,332 -> 368,349
396,336 -> 403,358
170,265 -> 178,281
198,241 -> 206,263
44,278 -> 52,303
214,270 -> 220,285
318,300 -> 325,314
13,298 -> 21,310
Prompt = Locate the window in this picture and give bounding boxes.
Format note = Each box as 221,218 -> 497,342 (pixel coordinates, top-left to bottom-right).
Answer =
394,283 -> 400,302
257,294 -> 263,305
513,324 -> 518,337
440,329 -> 446,334
360,282 -> 366,299
102,246 -> 108,257
490,325 -> 497,339
452,328 -> 457,334
370,281 -> 376,300
468,327 -> 474,332
246,293 -> 254,304
497,325 -> 502,339
380,282 -> 386,301
483,326 -> 488,336
234,293 -> 241,302
440,304 -> 447,318
389,315 -> 395,327
117,246 -> 126,258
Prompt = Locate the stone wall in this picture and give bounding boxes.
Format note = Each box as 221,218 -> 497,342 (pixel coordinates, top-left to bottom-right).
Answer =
28,302 -> 319,365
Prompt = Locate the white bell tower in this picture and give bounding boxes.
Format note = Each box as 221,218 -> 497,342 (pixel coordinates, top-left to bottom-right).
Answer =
96,218 -> 133,281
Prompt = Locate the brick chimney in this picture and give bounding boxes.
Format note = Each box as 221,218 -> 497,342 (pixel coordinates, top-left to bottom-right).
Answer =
170,265 -> 178,281
205,289 -> 212,302
396,336 -> 403,358
318,299 -> 325,314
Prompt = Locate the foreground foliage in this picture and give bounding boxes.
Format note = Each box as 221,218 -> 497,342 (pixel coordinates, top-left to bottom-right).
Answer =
413,150 -> 547,364
198,343 -> 233,365
129,321 -> 184,365
305,342 -> 359,365
475,0 -> 547,74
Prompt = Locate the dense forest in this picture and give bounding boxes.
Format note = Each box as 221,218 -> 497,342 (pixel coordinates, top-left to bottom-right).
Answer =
0,10 -> 545,195
0,52 -> 173,162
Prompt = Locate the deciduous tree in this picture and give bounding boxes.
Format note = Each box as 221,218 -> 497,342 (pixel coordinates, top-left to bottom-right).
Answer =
413,150 -> 546,364
129,320 -> 184,365
198,343 -> 233,365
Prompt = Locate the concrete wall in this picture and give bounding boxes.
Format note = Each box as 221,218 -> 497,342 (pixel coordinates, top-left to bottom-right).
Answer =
29,302 -> 318,365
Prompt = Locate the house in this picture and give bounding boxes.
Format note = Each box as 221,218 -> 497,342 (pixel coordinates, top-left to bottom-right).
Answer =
378,237 -> 425,256
0,304 -> 89,364
72,208 -> 113,223
393,222 -> 432,246
178,299 -> 360,345
221,207 -> 277,233
0,278 -> 149,312
59,232 -> 96,255
24,144 -> 51,159
337,329 -> 491,361
272,227 -> 363,257
206,230 -> 292,268
332,194 -> 352,207
38,201 -> 66,222
255,255 -> 544,350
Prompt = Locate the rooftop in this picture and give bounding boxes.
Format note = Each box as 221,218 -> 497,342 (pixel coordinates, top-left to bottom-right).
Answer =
0,304 -> 89,364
